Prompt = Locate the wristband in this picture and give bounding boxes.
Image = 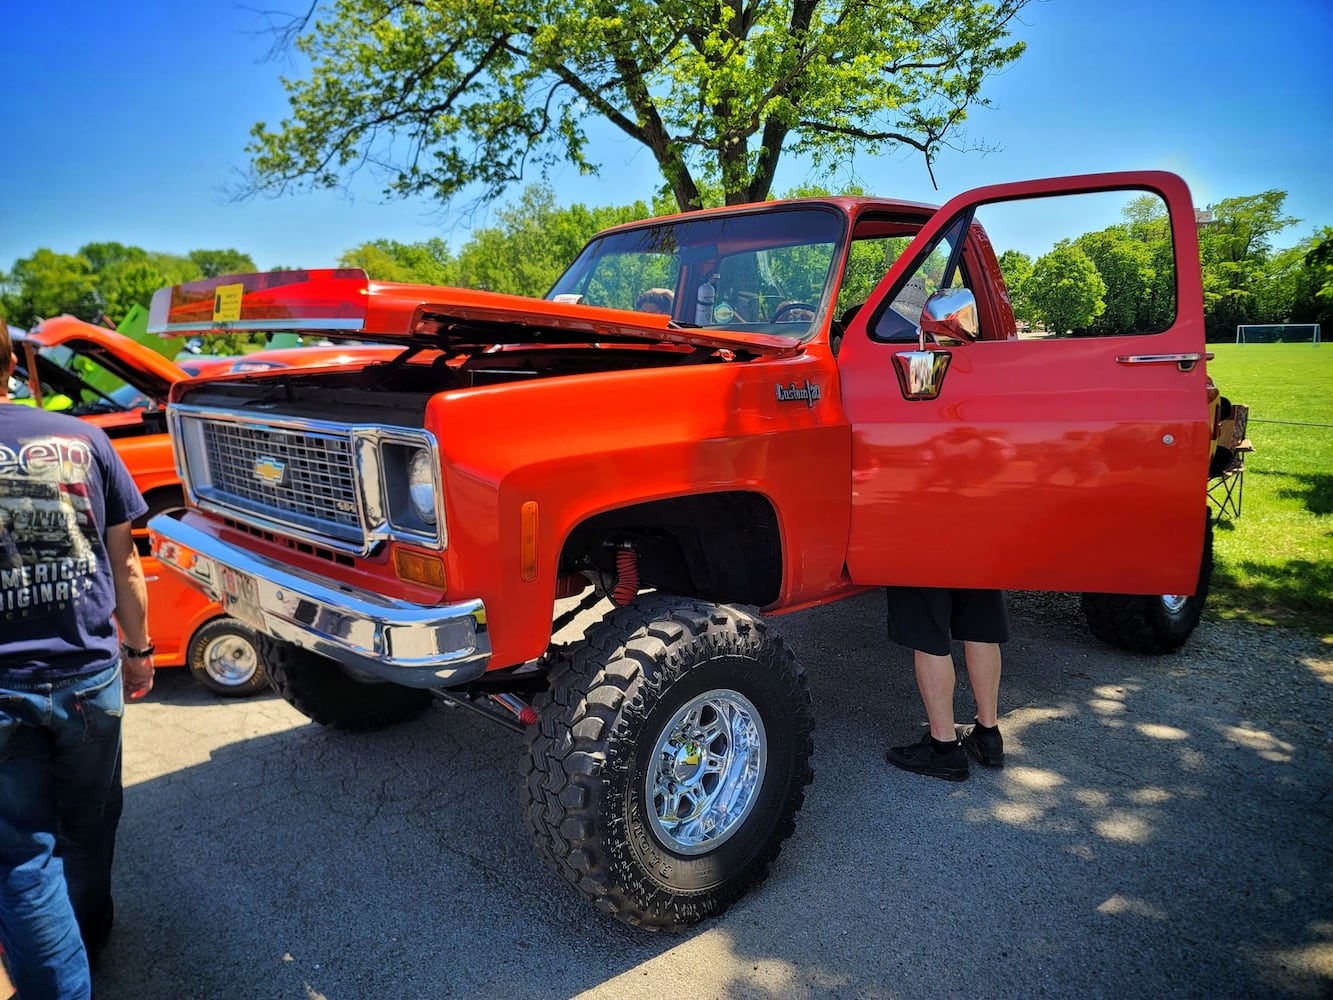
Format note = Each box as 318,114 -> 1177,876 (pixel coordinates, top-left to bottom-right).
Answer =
121,642 -> 156,659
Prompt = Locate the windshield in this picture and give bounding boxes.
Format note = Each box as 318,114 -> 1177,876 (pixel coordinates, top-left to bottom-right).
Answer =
548,205 -> 846,341
15,343 -> 139,415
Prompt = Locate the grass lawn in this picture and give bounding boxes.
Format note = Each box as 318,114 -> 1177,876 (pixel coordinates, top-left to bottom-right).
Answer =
1204,342 -> 1333,639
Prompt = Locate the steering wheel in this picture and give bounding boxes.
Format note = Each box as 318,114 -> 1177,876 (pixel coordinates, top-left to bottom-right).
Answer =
772,301 -> 818,323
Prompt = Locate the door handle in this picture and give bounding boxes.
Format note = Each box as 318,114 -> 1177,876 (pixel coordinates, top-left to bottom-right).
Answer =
1114,353 -> 1207,371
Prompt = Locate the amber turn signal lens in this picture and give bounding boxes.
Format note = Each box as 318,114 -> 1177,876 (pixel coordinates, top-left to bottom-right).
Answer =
393,548 -> 447,590
153,537 -> 196,571
520,501 -> 539,582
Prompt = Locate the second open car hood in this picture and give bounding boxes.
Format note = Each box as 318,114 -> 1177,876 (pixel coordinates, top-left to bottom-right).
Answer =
25,315 -> 184,404
147,269 -> 807,360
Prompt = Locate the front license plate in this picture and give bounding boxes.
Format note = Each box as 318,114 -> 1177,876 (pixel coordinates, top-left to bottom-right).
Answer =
219,566 -> 262,626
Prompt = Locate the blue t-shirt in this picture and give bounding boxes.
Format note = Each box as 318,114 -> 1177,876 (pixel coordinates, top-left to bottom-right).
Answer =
0,403 -> 148,680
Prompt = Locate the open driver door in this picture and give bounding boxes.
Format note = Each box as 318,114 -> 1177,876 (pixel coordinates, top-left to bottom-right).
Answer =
839,171 -> 1210,597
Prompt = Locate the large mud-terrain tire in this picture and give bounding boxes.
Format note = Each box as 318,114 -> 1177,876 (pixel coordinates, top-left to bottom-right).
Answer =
186,617 -> 269,697
259,636 -> 431,730
1080,516 -> 1214,654
522,596 -> 814,931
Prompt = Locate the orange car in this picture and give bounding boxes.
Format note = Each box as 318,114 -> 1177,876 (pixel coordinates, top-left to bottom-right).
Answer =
12,318 -> 270,695
13,322 -> 407,691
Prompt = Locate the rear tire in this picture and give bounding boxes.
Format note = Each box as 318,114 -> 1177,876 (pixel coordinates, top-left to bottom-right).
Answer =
186,617 -> 269,697
1081,514 -> 1214,654
522,596 -> 814,930
259,635 -> 431,730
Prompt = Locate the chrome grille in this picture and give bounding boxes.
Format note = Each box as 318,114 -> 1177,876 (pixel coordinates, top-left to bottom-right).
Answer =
198,420 -> 362,541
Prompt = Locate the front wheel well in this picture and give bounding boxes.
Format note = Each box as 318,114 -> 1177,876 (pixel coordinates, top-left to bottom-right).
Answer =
133,485 -> 186,556
558,491 -> 783,607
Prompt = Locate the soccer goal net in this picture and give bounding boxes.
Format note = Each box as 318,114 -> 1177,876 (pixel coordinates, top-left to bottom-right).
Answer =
1235,323 -> 1322,344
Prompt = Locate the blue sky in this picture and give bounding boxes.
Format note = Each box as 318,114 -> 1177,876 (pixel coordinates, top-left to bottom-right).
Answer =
3,0 -> 1330,272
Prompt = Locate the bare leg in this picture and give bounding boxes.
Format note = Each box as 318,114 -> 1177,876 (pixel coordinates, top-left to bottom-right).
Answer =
914,649 -> 958,741
0,948 -> 14,1000
962,641 -> 1002,727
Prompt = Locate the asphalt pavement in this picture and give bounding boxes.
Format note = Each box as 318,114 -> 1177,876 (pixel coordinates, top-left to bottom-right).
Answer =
88,590 -> 1331,999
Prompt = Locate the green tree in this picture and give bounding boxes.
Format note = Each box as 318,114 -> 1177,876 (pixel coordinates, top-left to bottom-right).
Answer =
339,238 -> 457,284
1305,227 -> 1333,308
0,250 -> 100,327
1197,190 -> 1299,339
1074,228 -> 1157,335
995,249 -> 1032,325
451,185 -> 661,296
1121,194 -> 1170,236
339,243 -> 425,283
1205,190 -> 1297,262
190,249 -> 259,278
245,0 -> 1030,212
1251,241 -> 1306,323
80,241 -> 147,275
1027,243 -> 1105,335
98,261 -> 168,324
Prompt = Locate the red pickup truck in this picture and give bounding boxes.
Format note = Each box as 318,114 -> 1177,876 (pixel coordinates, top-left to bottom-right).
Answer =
147,171 -> 1234,929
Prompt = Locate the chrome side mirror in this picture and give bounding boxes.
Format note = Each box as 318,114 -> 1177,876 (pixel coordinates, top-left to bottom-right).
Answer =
918,287 -> 979,349
889,287 -> 977,401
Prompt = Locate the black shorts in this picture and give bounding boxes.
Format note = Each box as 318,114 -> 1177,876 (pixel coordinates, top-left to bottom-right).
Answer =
885,587 -> 1009,657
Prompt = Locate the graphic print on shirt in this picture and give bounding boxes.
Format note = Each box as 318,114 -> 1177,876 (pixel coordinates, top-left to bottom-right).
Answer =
0,433 -> 100,618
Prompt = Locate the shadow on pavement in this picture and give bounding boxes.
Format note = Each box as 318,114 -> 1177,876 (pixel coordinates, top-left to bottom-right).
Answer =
93,592 -> 1332,999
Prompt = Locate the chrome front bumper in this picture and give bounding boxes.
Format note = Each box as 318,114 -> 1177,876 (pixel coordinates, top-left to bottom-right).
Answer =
147,512 -> 490,688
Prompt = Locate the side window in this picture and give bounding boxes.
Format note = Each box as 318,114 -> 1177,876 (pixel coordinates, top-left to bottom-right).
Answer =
837,234 -> 912,321
869,217 -> 967,342
868,188 -> 1178,342
42,348 -> 137,411
975,189 -> 1178,339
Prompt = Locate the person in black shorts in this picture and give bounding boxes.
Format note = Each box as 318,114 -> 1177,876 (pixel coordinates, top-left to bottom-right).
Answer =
884,587 -> 1008,781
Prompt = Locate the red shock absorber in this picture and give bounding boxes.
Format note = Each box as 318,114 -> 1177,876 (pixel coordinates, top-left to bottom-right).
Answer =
611,543 -> 639,606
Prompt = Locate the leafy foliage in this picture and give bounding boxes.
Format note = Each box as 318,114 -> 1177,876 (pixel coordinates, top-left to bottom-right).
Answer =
993,190 -> 1325,342
1,249 -> 100,327
1300,227 -> 1333,330
995,249 -> 1032,325
2,184 -> 1329,340
0,243 -> 256,330
1197,191 -> 1301,339
837,235 -> 912,318
452,185 -> 665,296
339,240 -> 444,284
190,249 -> 259,278
1025,243 -> 1105,334
336,185 -> 670,296
245,0 -> 1030,211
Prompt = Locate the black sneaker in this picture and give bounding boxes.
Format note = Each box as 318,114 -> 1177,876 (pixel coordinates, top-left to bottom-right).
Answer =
885,732 -> 969,781
959,719 -> 1004,767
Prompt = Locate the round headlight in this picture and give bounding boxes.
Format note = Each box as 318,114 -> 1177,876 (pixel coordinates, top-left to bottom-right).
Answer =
408,450 -> 436,524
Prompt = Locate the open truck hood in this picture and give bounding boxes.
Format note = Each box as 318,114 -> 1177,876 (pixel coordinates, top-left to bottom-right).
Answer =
148,269 -> 806,360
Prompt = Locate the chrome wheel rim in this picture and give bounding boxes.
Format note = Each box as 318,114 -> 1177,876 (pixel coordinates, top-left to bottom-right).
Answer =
1161,594 -> 1188,615
646,689 -> 767,855
202,634 -> 259,687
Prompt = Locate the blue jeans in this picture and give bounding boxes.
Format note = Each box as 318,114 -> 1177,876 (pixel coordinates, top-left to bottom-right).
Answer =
0,660 -> 124,1000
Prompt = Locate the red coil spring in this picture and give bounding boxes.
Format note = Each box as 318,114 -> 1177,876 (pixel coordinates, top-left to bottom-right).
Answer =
611,545 -> 639,606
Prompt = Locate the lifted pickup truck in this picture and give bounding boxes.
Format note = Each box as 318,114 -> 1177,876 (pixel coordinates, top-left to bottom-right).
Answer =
148,171 -> 1235,929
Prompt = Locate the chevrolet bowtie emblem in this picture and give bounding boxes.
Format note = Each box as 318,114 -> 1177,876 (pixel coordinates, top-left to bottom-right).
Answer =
253,457 -> 286,486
